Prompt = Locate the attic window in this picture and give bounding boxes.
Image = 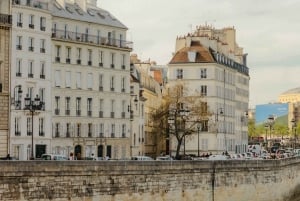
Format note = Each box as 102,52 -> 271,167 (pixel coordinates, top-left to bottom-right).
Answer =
187,51 -> 197,62
54,2 -> 62,10
75,8 -> 84,15
66,6 -> 73,13
87,9 -> 95,16
97,12 -> 105,19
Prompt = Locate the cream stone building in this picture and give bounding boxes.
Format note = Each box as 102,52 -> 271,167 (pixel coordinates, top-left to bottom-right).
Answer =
0,0 -> 11,157
168,25 -> 249,154
51,0 -> 132,159
10,0 -> 52,160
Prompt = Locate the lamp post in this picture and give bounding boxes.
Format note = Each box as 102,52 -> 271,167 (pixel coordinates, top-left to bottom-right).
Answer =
24,94 -> 43,160
12,85 -> 23,109
265,115 -> 275,151
197,122 -> 201,157
215,108 -> 223,152
168,116 -> 175,157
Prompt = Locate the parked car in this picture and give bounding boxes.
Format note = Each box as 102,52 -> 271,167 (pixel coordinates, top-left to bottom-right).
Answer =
206,154 -> 228,160
131,156 -> 153,161
156,155 -> 173,161
41,154 -> 68,160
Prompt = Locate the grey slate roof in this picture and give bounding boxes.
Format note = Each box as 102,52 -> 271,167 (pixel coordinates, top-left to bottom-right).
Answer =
281,87 -> 300,95
52,2 -> 127,29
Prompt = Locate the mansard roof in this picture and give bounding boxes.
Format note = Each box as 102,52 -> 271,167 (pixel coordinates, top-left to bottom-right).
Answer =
169,41 -> 215,64
52,2 -> 127,29
281,87 -> 300,95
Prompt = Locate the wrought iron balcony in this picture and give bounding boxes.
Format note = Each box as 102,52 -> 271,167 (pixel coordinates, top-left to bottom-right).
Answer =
0,14 -> 12,25
51,29 -> 133,50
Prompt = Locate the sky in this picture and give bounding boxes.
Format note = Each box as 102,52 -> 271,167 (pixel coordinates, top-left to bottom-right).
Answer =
100,0 -> 300,108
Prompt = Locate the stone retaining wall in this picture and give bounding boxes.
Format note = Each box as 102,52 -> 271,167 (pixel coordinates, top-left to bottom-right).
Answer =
0,158 -> 300,201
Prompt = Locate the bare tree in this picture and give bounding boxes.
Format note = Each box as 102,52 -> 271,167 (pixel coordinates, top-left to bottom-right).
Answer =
151,83 -> 211,159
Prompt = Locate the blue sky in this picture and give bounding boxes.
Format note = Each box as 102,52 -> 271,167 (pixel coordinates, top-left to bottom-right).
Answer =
100,0 -> 300,108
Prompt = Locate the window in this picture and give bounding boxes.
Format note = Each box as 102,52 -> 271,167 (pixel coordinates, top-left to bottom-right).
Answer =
88,123 -> 92,137
15,117 -> 21,136
55,70 -> 61,87
0,64 -> 2,92
121,77 -> 125,92
29,15 -> 34,29
66,123 -> 70,137
201,85 -> 207,96
76,97 -> 81,116
88,49 -> 92,66
200,68 -> 207,78
28,60 -> 34,78
39,88 -> 45,110
99,74 -> 103,91
77,48 -> 81,64
111,124 -> 115,137
110,76 -> 114,91
16,36 -> 22,50
65,71 -> 71,88
39,118 -> 44,136
27,117 -> 32,136
110,53 -> 115,68
55,123 -> 60,137
40,17 -> 46,31
66,47 -> 71,63
99,50 -> 103,66
17,13 -> 23,27
121,54 -> 125,69
121,100 -> 126,118
64,24 -> 67,38
111,99 -> 115,118
77,123 -> 81,137
97,30 -> 101,44
40,62 -> 45,79
55,45 -> 60,62
40,39 -> 45,53
76,72 -> 81,89
87,73 -> 93,89
27,87 -> 33,99
85,28 -> 89,42
16,59 -> 22,76
176,69 -> 183,79
55,96 -> 60,115
65,97 -> 70,115
99,123 -> 104,137
87,98 -> 92,116
28,37 -> 34,51
99,99 -> 103,117
122,124 -> 126,137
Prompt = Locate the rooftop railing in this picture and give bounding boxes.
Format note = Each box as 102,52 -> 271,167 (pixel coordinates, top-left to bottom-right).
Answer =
12,0 -> 49,10
52,29 -> 133,50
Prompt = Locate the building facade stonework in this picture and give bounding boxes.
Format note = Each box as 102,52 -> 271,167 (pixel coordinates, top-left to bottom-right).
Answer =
0,0 -> 11,157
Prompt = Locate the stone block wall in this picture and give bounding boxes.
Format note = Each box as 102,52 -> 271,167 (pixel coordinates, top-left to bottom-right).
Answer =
0,159 -> 300,201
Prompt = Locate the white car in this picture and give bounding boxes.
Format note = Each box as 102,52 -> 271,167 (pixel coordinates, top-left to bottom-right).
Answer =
206,154 -> 228,160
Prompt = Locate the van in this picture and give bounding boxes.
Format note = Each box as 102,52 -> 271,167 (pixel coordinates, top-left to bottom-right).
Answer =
41,154 -> 68,160
131,156 -> 153,161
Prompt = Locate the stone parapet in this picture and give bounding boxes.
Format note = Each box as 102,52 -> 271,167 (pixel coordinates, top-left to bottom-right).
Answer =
0,159 -> 300,201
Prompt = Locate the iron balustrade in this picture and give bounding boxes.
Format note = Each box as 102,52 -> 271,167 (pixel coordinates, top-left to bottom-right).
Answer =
51,29 -> 133,49
0,14 -> 12,25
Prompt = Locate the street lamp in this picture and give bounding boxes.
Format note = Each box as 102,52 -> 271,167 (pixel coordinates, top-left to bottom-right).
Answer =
265,115 -> 275,150
24,94 -> 43,160
128,95 -> 138,121
215,108 -> 224,152
12,85 -> 23,109
197,122 -> 202,157
168,116 -> 175,157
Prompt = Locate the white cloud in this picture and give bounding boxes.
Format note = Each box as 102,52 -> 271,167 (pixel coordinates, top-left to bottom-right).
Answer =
100,0 -> 300,107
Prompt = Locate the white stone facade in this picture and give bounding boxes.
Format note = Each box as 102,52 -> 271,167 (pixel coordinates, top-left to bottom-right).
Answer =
168,26 -> 249,155
10,0 -> 52,160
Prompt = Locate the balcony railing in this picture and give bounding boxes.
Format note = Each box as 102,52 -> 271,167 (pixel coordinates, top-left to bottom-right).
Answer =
0,14 -> 12,25
51,29 -> 133,49
13,0 -> 49,10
